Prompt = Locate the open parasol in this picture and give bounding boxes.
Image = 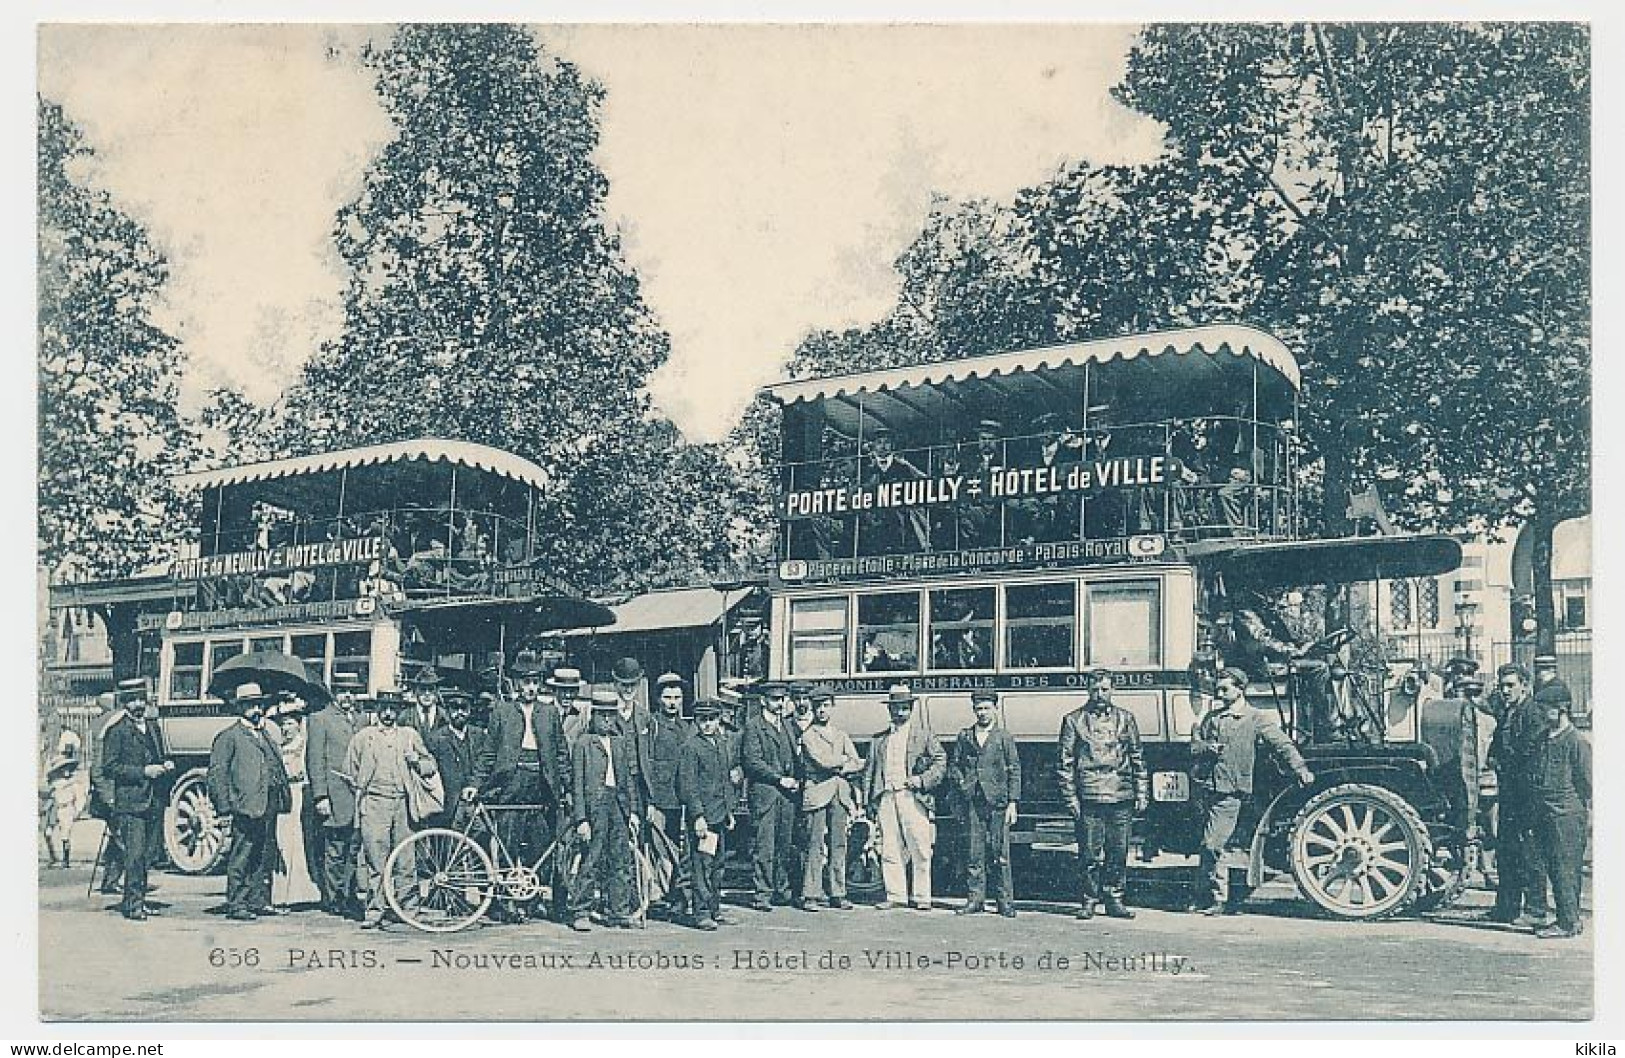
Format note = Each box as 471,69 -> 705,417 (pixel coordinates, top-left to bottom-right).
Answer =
208,650 -> 331,706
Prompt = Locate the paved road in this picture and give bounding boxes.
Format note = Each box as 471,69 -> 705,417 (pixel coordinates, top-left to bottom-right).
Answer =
38,852 -> 1591,1023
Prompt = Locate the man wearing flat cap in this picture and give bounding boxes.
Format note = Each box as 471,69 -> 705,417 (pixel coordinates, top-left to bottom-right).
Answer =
741,680 -> 801,910
1531,655 -> 1581,728
1059,669 -> 1146,920
677,699 -> 737,930
305,670 -> 367,917
476,648 -> 571,922
99,678 -> 175,920
345,689 -> 438,929
797,687 -> 862,910
953,689 -> 1021,917
1189,667 -> 1313,915
569,690 -> 645,931
209,683 -> 293,922
862,684 -> 947,910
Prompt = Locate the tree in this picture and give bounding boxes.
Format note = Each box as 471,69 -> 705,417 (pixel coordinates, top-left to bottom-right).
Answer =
1118,23 -> 1590,649
276,25 -> 715,593
37,97 -> 199,582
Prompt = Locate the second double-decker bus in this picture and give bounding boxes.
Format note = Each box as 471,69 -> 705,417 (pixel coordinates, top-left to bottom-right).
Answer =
758,324 -> 1476,920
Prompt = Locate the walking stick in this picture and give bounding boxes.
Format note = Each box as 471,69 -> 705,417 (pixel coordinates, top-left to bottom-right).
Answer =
86,824 -> 109,899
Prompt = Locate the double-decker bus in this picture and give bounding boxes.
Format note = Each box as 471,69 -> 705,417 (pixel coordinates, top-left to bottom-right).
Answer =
141,439 -> 613,872
758,324 -> 1475,920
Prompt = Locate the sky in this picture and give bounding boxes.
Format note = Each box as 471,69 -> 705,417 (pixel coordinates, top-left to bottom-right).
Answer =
38,23 -> 1168,443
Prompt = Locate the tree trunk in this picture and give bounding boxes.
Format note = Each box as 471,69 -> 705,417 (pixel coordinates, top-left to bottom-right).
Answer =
1529,510 -> 1558,655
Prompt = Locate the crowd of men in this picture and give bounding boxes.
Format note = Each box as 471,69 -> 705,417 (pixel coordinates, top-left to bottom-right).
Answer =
85,652 -> 1588,938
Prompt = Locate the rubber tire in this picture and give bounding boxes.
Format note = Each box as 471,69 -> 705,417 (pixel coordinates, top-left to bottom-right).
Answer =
1288,782 -> 1431,921
163,767 -> 230,875
384,827 -> 497,933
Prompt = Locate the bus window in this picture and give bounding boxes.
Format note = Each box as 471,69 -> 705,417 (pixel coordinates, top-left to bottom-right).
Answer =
1086,580 -> 1162,666
170,641 -> 205,701
333,630 -> 372,690
928,587 -> 994,671
209,639 -> 245,689
788,597 -> 848,677
250,634 -> 285,654
857,591 -> 920,673
1005,582 -> 1076,669
291,633 -> 328,684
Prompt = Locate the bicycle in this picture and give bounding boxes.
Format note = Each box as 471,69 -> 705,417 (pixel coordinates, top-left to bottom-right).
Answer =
384,799 -> 663,933
383,800 -> 569,933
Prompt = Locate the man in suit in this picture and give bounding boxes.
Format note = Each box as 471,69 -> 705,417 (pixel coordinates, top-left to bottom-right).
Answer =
475,649 -> 570,923
797,687 -> 863,911
741,681 -> 800,911
1483,663 -> 1552,925
569,690 -> 644,932
208,683 -> 292,922
553,667 -> 588,748
858,427 -> 931,556
646,673 -> 694,919
400,669 -> 448,735
304,670 -> 366,918
862,684 -> 947,911
611,656 -> 655,758
1528,692 -> 1591,939
1058,669 -> 1148,920
953,689 -> 1021,917
677,699 -> 737,931
425,689 -> 487,829
99,678 -> 175,920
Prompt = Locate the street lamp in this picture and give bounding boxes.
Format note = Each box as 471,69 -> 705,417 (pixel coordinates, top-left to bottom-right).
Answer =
1455,599 -> 1481,665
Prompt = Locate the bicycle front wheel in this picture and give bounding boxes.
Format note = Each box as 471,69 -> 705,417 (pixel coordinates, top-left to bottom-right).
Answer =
384,827 -> 497,933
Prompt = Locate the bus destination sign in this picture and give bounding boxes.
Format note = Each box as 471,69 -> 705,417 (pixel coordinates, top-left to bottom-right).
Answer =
774,533 -> 1169,586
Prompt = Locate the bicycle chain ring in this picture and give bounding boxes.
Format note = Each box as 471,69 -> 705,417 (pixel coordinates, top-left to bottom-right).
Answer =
496,865 -> 542,902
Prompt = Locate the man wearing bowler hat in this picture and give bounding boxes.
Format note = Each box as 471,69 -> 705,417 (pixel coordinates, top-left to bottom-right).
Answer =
861,684 -> 947,910
401,668 -> 447,735
741,680 -> 800,910
305,670 -> 367,917
209,683 -> 293,922
953,688 -> 1021,917
476,649 -> 570,923
569,689 -> 644,931
99,678 -> 175,920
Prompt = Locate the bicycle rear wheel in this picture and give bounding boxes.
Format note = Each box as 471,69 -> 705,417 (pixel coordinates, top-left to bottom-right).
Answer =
384,828 -> 497,933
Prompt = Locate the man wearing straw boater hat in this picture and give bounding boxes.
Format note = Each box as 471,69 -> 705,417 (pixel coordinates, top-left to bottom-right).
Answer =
861,683 -> 947,911
99,678 -> 175,920
475,648 -> 570,923
568,689 -> 645,932
551,666 -> 587,747
305,670 -> 367,918
208,682 -> 292,922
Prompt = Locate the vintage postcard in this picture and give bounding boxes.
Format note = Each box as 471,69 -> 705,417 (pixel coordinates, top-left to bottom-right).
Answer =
31,21 -> 1592,1024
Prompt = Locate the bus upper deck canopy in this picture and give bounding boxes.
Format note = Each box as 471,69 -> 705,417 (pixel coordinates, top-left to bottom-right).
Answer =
759,324 -> 1300,435
758,325 -> 1304,566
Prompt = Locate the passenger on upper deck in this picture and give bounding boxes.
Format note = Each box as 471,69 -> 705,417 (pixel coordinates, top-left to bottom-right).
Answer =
857,427 -> 930,557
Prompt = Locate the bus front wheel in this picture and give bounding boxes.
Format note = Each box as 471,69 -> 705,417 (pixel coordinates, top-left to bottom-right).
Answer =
163,767 -> 230,875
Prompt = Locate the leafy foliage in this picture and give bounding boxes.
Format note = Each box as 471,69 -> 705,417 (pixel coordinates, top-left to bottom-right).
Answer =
273,25 -> 727,593
37,97 -> 199,581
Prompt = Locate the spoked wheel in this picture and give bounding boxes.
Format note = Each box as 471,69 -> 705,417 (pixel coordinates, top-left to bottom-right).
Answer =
384,828 -> 497,933
1289,783 -> 1431,920
164,768 -> 230,875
